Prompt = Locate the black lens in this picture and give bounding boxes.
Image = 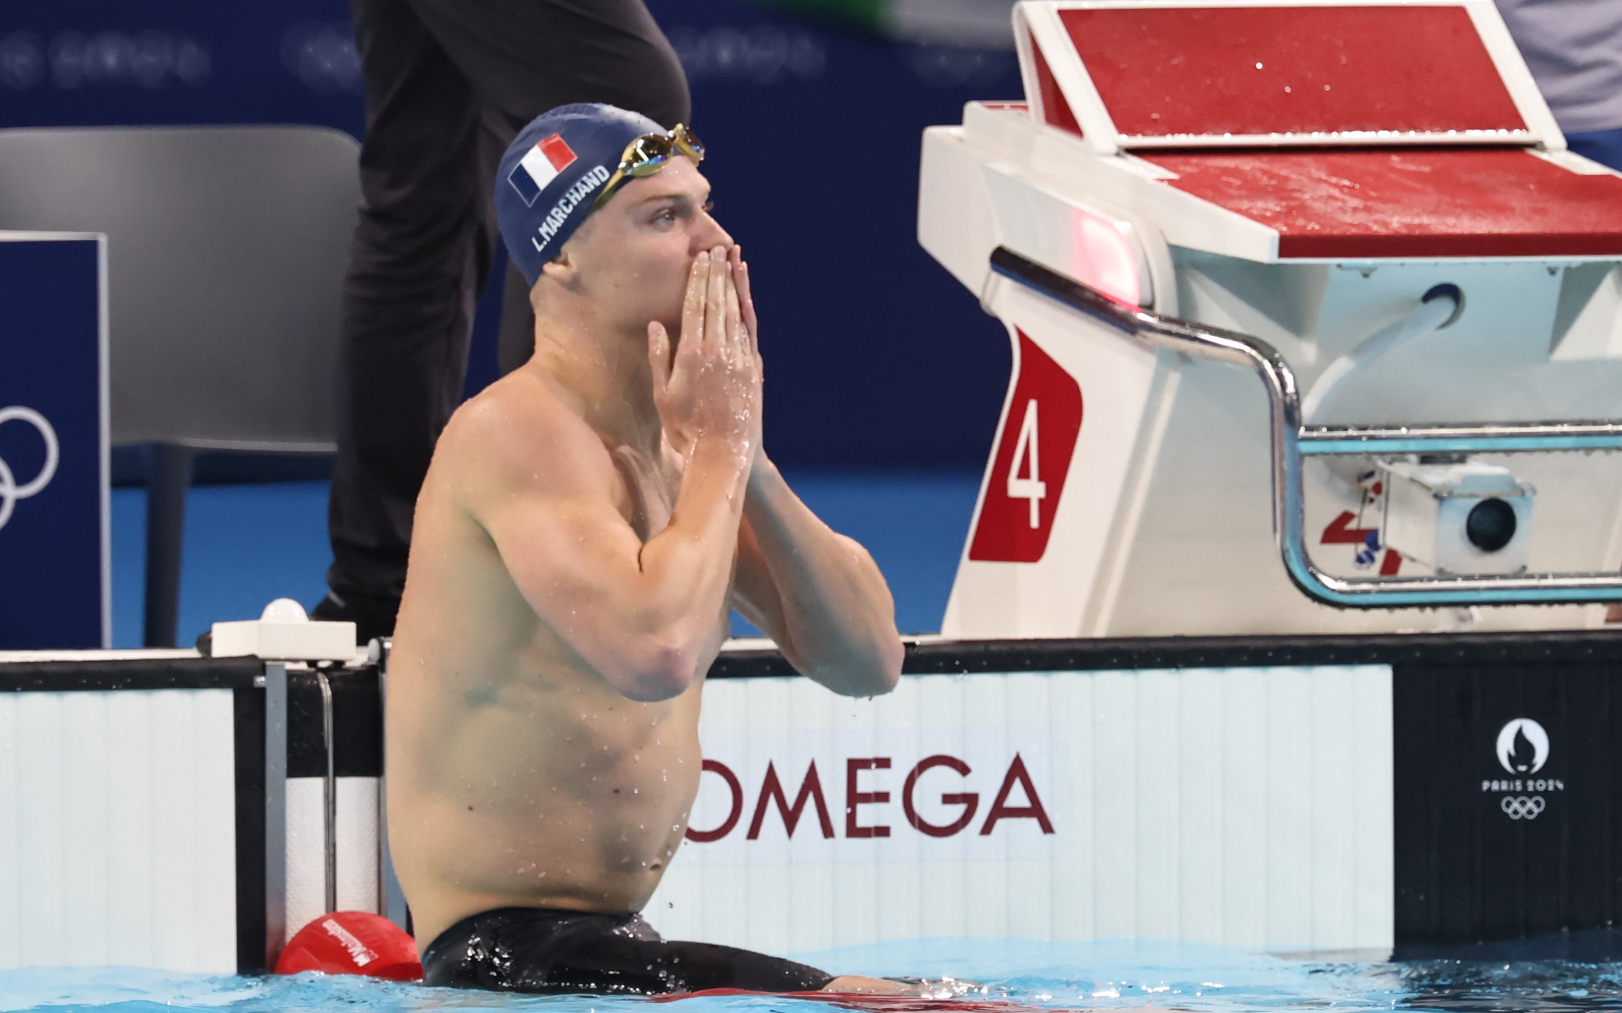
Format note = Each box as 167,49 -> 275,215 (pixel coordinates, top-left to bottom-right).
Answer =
1466,497 -> 1517,552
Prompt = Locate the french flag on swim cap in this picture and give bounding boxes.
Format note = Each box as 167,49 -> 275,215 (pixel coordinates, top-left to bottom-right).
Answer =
497,104 -> 668,286
508,134 -> 578,207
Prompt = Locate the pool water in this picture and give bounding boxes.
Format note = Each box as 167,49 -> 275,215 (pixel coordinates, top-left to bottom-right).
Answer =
5,938 -> 1622,1013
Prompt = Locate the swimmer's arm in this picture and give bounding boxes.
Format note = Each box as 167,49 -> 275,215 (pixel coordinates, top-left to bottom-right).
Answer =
466,251 -> 759,704
468,416 -> 751,704
732,452 -> 902,697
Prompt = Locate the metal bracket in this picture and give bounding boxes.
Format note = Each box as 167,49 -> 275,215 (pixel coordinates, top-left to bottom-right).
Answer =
315,668 -> 337,915
262,661 -> 288,970
989,246 -> 1622,607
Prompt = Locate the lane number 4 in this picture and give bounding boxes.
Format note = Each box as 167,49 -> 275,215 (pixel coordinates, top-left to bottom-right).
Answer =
1006,399 -> 1046,528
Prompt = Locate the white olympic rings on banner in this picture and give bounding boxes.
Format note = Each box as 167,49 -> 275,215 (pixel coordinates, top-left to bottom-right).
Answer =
0,406 -> 60,532
1501,795 -> 1546,820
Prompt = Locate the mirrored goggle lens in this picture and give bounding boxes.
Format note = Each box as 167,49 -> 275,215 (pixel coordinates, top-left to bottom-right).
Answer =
623,135 -> 675,176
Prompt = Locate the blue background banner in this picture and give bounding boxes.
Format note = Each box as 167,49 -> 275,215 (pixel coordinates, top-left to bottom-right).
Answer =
0,0 -> 1020,469
0,236 -> 106,649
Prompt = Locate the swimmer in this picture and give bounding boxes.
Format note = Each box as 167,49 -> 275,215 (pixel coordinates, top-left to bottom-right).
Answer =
386,104 -> 907,995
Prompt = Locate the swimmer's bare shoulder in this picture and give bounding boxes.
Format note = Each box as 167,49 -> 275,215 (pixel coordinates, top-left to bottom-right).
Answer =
432,369 -> 626,540
401,369 -> 644,665
429,379 -> 721,702
390,366 -> 643,710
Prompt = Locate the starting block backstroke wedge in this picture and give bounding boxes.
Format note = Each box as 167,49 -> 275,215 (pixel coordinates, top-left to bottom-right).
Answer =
920,0 -> 1622,638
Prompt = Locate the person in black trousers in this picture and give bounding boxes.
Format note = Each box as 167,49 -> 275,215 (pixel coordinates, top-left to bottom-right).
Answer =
315,0 -> 691,639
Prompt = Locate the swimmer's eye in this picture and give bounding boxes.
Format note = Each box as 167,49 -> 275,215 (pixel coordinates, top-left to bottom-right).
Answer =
647,199 -> 709,227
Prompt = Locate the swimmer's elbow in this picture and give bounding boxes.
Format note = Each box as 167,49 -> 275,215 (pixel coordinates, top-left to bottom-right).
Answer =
876,639 -> 905,693
864,639 -> 905,696
609,642 -> 698,702
817,636 -> 904,698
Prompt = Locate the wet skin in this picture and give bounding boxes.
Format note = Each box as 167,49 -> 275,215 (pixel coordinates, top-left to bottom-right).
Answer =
387,160 -> 905,990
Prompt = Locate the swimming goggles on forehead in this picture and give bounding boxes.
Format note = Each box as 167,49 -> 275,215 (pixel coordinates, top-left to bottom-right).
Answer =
590,124 -> 706,211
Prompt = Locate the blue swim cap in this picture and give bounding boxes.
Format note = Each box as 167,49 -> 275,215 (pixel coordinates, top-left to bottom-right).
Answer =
496,103 -> 666,288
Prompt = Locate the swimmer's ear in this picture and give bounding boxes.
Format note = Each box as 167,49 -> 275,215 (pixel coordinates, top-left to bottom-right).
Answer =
540,248 -> 578,285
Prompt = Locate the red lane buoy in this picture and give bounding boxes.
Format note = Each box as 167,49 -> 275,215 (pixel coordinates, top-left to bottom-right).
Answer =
275,910 -> 422,981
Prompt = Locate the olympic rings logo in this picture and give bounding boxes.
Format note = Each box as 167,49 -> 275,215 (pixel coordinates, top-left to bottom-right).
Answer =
0,406 -> 59,532
1501,795 -> 1546,820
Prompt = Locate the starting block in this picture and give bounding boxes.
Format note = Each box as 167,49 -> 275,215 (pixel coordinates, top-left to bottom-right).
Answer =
921,0 -> 1622,638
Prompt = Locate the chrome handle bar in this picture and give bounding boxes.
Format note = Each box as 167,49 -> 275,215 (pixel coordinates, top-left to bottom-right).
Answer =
989,246 -> 1622,607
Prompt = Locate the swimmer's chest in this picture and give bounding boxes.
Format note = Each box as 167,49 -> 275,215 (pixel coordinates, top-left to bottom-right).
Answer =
608,444 -> 677,543
607,444 -> 735,639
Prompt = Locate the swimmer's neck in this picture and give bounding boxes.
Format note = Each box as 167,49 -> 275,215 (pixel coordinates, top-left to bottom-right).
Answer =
525,312 -> 662,457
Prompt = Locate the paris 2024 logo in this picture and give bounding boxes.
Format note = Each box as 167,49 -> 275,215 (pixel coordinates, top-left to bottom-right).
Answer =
1482,717 -> 1563,821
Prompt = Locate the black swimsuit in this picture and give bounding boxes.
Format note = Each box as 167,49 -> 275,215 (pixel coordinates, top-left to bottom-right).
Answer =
421,907 -> 835,995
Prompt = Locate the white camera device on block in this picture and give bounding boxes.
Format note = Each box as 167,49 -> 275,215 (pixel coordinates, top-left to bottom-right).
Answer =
1377,461 -> 1534,576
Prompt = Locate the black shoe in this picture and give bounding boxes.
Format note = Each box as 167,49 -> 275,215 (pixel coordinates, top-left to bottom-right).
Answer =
311,588 -> 400,644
